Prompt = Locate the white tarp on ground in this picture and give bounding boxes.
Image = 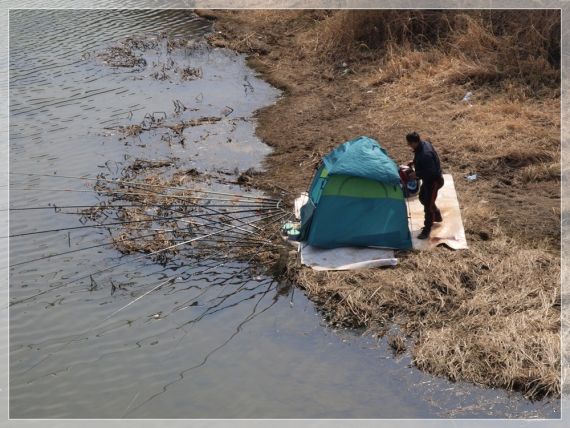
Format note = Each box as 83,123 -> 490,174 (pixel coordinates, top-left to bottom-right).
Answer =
299,244 -> 397,271
407,174 -> 468,251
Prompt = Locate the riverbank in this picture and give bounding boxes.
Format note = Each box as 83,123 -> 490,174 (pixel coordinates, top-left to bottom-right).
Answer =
196,10 -> 561,399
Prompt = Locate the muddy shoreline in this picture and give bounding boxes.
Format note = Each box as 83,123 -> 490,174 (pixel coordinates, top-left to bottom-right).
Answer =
196,10 -> 562,400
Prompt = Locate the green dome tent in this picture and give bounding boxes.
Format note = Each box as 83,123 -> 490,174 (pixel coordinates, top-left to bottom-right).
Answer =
300,136 -> 412,249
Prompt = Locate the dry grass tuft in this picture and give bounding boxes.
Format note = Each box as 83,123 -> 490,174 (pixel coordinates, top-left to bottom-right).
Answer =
519,163 -> 561,183
119,124 -> 143,137
387,334 -> 407,356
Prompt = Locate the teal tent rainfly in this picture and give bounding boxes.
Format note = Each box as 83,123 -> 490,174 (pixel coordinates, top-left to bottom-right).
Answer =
299,136 -> 412,249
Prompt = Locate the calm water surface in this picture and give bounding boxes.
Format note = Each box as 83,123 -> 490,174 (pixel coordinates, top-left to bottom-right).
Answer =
8,9 -> 560,418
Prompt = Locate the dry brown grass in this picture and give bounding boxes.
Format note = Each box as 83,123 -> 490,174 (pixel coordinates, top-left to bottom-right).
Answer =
119,124 -> 143,137
387,334 -> 407,356
300,10 -> 559,89
198,9 -> 561,400
562,263 -> 570,396
294,227 -> 560,398
519,163 -> 561,183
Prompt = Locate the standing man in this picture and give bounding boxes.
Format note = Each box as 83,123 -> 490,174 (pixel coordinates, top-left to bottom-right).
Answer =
406,132 -> 444,239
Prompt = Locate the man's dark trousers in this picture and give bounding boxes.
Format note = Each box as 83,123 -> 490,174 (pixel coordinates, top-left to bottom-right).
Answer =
419,176 -> 444,231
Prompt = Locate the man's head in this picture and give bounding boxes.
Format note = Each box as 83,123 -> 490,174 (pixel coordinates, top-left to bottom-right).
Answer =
406,132 -> 421,151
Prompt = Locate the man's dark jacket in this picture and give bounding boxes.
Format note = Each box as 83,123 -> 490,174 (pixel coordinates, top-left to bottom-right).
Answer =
414,140 -> 442,181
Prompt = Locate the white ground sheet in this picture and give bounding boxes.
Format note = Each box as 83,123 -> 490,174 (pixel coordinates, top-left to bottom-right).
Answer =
406,174 -> 469,250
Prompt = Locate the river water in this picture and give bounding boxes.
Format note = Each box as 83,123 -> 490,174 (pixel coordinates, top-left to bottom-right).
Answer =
8,9 -> 560,419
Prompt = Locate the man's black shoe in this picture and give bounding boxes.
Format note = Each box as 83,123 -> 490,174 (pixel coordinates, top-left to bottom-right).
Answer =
418,228 -> 430,240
